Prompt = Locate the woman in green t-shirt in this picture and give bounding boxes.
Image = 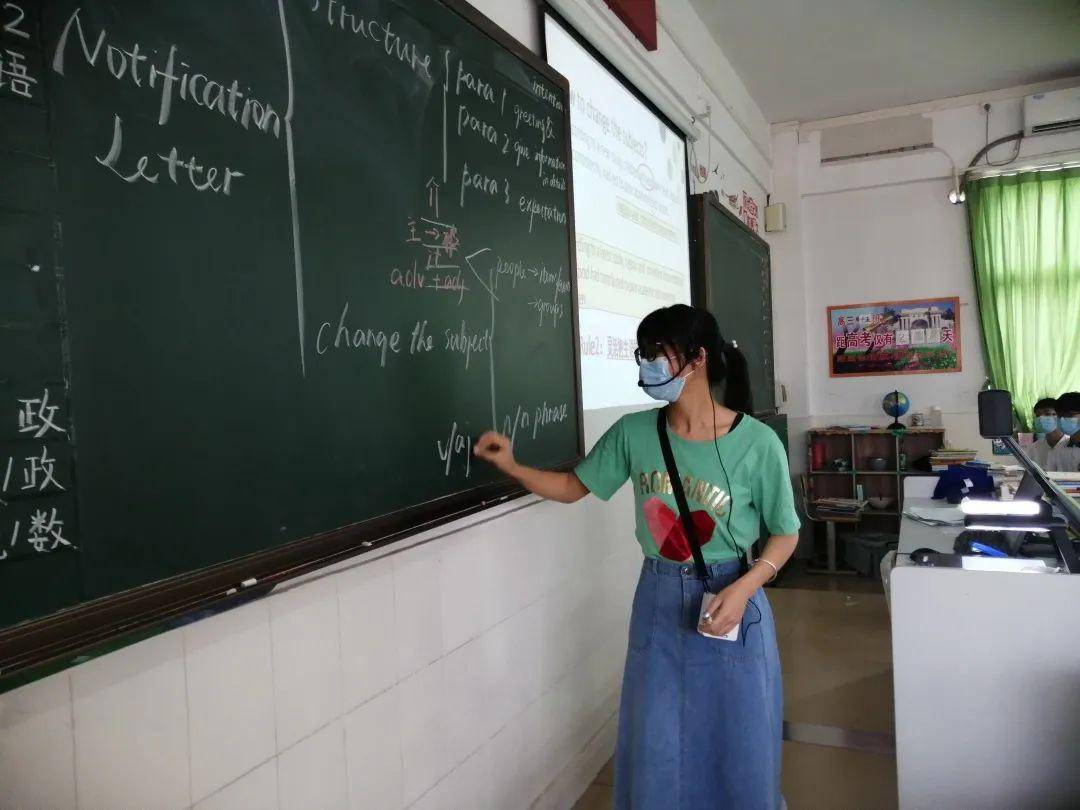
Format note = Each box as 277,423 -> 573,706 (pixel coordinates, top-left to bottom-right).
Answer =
475,304 -> 799,809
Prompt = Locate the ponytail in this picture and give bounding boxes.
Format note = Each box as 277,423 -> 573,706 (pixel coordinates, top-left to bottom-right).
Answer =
718,341 -> 752,414
637,304 -> 754,414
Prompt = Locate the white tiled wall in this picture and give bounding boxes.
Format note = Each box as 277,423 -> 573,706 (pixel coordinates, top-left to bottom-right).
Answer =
0,489 -> 639,810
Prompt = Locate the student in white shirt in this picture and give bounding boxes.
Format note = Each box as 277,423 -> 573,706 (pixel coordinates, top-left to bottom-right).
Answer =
1055,392 -> 1080,472
1029,397 -> 1071,471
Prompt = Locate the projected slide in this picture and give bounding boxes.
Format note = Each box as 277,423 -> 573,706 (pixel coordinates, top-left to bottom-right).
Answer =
545,14 -> 692,409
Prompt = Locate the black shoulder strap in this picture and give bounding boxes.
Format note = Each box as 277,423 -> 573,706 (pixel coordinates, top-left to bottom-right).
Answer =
656,407 -> 710,583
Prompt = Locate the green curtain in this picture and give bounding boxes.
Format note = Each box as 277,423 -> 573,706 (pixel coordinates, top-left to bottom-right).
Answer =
966,167 -> 1080,428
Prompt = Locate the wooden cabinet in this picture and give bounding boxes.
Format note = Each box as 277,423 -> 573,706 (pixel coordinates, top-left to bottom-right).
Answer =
807,428 -> 946,533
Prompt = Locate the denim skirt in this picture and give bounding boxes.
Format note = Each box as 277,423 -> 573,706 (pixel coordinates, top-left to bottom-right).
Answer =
614,557 -> 783,810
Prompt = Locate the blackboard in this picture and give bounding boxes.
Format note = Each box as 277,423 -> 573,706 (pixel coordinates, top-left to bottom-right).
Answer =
0,0 -> 581,678
690,192 -> 775,417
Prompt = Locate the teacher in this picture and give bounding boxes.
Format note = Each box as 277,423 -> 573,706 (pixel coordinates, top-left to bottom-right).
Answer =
475,304 -> 800,809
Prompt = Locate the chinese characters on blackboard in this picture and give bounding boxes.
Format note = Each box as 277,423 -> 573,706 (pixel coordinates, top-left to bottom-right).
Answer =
1,1 -> 39,103
2,389 -> 76,561
1,3 -> 76,564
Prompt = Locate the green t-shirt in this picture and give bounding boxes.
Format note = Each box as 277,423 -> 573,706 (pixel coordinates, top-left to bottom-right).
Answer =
575,409 -> 801,563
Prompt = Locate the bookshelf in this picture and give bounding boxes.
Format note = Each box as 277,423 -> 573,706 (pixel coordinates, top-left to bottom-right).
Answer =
807,428 -> 947,533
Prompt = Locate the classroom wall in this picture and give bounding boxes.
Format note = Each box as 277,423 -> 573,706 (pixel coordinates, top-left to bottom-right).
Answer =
769,88 -> 1080,471
0,2 -> 772,809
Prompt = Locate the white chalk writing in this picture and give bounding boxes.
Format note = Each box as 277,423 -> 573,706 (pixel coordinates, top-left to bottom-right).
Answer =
0,46 -> 36,99
437,421 -> 472,478
454,58 -> 495,104
53,9 -> 282,137
95,115 -> 245,194
460,162 -> 508,207
314,302 -> 402,366
531,79 -> 564,112
17,389 -> 66,438
310,0 -> 432,80
15,446 -> 65,492
518,194 -> 567,232
444,321 -> 492,370
3,2 -> 29,40
514,105 -> 554,144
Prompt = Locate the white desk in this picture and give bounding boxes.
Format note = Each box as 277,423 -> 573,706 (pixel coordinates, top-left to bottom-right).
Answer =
896,497 -> 961,555
890,492 -> 1080,808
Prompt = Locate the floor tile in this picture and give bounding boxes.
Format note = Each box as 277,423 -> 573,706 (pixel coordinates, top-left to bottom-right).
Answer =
572,783 -> 613,810
594,758 -> 614,787
782,741 -> 897,810
771,587 -> 895,733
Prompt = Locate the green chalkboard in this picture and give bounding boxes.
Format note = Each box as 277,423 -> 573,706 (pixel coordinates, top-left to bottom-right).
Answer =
0,0 -> 580,673
691,192 -> 775,417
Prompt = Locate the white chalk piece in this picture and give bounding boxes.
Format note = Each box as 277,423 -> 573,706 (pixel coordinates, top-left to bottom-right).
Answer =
241,577 -> 258,588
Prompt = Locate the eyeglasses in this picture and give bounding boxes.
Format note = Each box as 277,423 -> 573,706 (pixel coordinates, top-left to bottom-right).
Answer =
634,345 -> 681,366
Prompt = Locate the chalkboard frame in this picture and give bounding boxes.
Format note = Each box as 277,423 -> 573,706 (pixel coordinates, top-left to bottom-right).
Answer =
689,191 -> 776,418
0,0 -> 584,689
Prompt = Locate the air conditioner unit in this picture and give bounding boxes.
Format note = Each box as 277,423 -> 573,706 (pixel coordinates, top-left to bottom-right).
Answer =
1024,87 -> 1080,136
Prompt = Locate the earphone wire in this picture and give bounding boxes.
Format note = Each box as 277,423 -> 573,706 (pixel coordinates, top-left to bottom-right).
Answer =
713,386 -> 761,647
712,398 -> 736,545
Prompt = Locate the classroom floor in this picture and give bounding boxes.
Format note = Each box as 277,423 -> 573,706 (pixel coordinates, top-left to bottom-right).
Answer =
573,564 -> 898,810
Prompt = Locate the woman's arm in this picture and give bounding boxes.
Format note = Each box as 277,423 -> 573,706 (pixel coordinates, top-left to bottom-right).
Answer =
704,533 -> 799,639
474,431 -> 589,504
700,534 -> 798,637
741,533 -> 799,590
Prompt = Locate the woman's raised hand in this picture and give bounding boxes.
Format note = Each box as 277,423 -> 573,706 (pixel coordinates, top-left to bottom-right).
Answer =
474,431 -> 516,474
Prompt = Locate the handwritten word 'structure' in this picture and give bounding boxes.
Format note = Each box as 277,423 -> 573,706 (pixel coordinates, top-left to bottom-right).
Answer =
310,0 -> 432,80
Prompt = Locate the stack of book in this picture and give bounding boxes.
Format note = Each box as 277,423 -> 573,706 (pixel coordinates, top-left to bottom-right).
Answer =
992,464 -> 1024,489
812,497 -> 867,517
1047,471 -> 1080,500
930,448 -> 978,471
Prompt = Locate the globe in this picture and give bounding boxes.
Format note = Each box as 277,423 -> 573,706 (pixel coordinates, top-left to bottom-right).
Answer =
883,391 -> 910,430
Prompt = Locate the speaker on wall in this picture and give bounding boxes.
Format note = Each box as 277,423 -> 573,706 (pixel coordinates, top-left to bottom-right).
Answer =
978,389 -> 1014,438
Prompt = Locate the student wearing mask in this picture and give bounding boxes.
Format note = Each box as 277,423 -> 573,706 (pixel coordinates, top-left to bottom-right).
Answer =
1030,397 -> 1066,470
1057,392 -> 1080,471
475,304 -> 799,809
